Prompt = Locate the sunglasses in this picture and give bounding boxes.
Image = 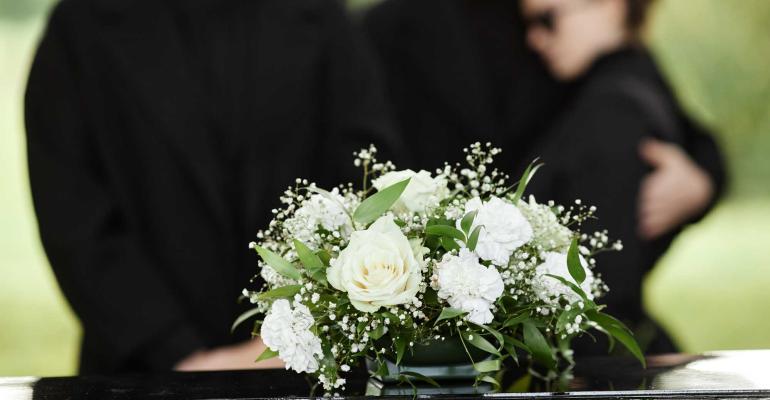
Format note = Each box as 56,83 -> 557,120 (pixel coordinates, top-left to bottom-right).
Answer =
524,9 -> 556,32
523,0 -> 599,33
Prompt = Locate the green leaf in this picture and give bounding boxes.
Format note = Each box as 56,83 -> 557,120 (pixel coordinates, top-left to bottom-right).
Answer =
255,346 -> 279,362
294,239 -> 324,269
478,375 -> 501,391
503,312 -> 530,329
256,285 -> 303,301
545,274 -> 593,305
434,307 -> 467,326
294,239 -> 327,284
473,359 -> 501,373
512,159 -> 544,203
424,224 -> 466,242
353,178 -> 410,225
567,238 -> 586,285
369,324 -> 386,340
422,288 -> 439,306
471,323 -> 504,349
231,307 -> 261,333
556,306 -> 584,334
460,210 -> 478,234
522,322 -> 556,369
395,335 -> 408,365
467,225 -> 483,251
586,310 -> 646,368
441,236 -> 462,252
316,249 -> 331,265
253,245 -> 301,281
503,335 -> 529,353
465,332 -> 500,356
399,371 -> 439,388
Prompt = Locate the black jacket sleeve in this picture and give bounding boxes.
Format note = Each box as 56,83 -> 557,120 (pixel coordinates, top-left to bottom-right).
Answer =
679,115 -> 728,222
527,90 -> 657,322
25,2 -> 204,371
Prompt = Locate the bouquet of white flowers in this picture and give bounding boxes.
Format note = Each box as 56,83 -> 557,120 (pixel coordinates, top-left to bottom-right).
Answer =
235,143 -> 643,392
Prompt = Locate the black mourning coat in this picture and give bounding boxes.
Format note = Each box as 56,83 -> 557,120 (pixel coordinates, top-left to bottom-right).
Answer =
26,0 -> 398,373
364,0 -> 726,353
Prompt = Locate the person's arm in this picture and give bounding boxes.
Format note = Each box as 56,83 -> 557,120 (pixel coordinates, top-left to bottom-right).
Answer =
26,2 -> 204,371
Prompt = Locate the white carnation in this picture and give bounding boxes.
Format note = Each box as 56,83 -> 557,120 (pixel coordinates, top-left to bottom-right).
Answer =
460,196 -> 533,266
260,299 -> 323,373
372,169 -> 449,214
532,252 -> 595,304
435,249 -> 504,325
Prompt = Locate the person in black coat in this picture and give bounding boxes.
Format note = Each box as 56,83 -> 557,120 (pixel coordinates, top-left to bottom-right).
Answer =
363,0 -> 726,354
520,0 -> 725,354
26,0 -> 399,373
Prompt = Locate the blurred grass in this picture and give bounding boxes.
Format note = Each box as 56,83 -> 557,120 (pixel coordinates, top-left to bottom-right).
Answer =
0,0 -> 768,377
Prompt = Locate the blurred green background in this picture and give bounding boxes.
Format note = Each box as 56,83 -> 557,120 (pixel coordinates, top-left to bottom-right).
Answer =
1,0 -> 769,376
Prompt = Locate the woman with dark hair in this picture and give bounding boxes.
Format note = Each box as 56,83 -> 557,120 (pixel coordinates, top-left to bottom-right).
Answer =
520,0 -> 724,354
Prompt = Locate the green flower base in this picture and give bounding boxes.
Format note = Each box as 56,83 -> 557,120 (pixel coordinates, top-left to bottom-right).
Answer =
365,337 -> 493,395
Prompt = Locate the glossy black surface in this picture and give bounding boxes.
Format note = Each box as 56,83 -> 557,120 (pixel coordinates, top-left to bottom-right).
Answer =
2,350 -> 769,399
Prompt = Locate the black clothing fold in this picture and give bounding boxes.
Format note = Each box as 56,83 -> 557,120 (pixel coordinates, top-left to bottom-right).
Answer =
26,0 -> 398,373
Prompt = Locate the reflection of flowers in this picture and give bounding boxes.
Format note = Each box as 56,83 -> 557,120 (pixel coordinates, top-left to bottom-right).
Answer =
532,252 -> 595,304
260,299 -> 323,373
461,196 -> 533,266
372,169 -> 448,214
327,215 -> 421,312
435,249 -> 504,325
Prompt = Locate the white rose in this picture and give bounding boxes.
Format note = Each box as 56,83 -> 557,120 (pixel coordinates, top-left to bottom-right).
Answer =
435,249 -> 504,325
532,251 -> 595,304
372,169 -> 449,214
459,196 -> 533,266
261,299 -> 323,373
327,215 -> 422,312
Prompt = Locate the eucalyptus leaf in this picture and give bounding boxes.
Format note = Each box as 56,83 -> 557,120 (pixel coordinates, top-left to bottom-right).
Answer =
253,245 -> 301,280
353,178 -> 410,225
567,238 -> 586,285
255,347 -> 279,362
425,224 -> 466,242
231,307 -> 261,333
522,322 -> 556,369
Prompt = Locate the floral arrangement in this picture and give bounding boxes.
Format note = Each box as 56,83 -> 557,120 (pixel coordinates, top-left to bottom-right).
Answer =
235,143 -> 643,392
